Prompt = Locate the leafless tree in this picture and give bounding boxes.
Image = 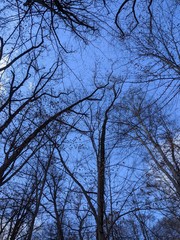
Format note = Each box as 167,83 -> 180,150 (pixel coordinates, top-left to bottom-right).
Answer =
44,79 -> 153,239
124,0 -> 180,105
116,88 -> 180,212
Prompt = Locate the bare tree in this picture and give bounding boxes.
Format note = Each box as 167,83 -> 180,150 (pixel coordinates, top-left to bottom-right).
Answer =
41,155 -> 70,240
125,0 -> 180,105
45,79 -> 151,239
116,88 -> 180,205
0,169 -> 38,239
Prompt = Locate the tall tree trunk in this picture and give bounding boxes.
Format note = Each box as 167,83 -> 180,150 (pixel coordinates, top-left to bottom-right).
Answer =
97,115 -> 107,240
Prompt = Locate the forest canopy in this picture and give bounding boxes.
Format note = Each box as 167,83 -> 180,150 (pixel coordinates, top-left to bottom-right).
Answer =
0,0 -> 179,239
